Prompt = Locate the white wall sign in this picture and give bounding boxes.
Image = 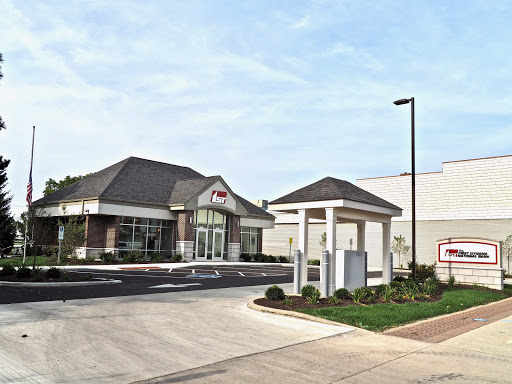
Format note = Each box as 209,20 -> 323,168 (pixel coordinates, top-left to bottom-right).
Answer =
438,240 -> 498,265
211,190 -> 227,204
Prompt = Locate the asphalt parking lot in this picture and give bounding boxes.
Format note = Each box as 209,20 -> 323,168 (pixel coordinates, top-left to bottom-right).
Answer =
0,264 -> 320,304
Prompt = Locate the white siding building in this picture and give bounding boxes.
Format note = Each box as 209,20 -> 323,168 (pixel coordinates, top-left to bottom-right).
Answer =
263,155 -> 512,270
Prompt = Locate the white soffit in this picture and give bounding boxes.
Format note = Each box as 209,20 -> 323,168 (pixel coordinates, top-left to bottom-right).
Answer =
269,199 -> 401,217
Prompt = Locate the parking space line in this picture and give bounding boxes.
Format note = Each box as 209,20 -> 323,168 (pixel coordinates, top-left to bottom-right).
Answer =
215,271 -> 219,275
238,272 -> 245,276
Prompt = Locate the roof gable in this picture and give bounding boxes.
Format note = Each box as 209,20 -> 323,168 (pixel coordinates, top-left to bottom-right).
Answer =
270,177 -> 401,210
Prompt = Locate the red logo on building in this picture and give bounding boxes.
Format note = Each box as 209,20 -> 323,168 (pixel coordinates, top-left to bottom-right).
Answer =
211,190 -> 227,204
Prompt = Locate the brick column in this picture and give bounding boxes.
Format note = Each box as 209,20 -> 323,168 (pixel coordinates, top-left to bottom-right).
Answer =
105,216 -> 121,249
228,215 -> 241,261
176,211 -> 195,261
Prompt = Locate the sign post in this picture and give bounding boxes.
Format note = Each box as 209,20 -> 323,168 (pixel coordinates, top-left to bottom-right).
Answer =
288,237 -> 293,262
58,226 -> 65,265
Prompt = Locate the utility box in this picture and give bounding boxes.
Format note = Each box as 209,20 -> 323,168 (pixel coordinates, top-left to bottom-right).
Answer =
336,250 -> 367,291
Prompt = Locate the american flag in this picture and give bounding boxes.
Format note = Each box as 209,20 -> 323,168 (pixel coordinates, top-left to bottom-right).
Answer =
26,170 -> 33,206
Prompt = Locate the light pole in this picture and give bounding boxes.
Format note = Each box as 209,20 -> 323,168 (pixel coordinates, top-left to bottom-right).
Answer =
393,97 -> 416,281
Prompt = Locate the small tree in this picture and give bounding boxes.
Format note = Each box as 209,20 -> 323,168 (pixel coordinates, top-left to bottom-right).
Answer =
319,232 -> 326,249
0,156 -> 16,257
43,174 -> 93,196
59,216 -> 86,260
503,235 -> 512,275
391,235 -> 411,269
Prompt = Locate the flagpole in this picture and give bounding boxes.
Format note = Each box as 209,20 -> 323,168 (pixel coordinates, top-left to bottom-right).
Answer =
23,126 -> 35,264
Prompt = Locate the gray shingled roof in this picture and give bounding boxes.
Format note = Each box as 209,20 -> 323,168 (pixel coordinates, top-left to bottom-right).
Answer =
169,177 -> 217,205
270,177 -> 401,210
34,157 -> 272,218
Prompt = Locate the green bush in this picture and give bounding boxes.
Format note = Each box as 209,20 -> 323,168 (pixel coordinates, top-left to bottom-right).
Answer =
61,273 -> 71,282
16,266 -> 32,278
42,246 -> 58,258
150,252 -> 164,263
382,285 -> 395,301
278,256 -> 289,263
122,250 -> 145,263
0,264 -> 16,276
301,284 -> 317,299
100,251 -> 117,264
328,296 -> 339,304
448,274 -> 456,287
308,259 -> 320,266
32,274 -> 44,282
393,275 -> 406,282
46,267 -> 61,279
422,277 -> 438,295
240,253 -> 252,262
171,253 -> 183,262
333,288 -> 350,300
402,279 -> 419,288
267,255 -> 277,263
352,287 -> 367,303
408,263 -> 437,283
390,280 -> 402,289
374,284 -> 388,297
265,285 -> 285,300
307,288 -> 321,304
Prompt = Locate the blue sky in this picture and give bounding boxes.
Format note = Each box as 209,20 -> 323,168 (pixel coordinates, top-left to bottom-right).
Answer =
1,1 -> 512,218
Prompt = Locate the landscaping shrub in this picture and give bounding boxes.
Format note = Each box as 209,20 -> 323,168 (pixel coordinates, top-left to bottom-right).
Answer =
61,273 -> 71,282
284,296 -> 293,306
308,259 -> 320,266
374,284 -> 388,297
42,246 -> 58,258
301,284 -> 317,299
32,274 -> 44,282
150,252 -> 164,263
382,285 -> 395,301
240,253 -> 252,262
46,267 -> 61,279
265,285 -> 285,300
328,296 -> 339,305
352,287 -> 367,303
100,251 -> 117,264
402,279 -> 419,288
393,275 -> 406,282
278,256 -> 289,263
333,288 -> 350,300
448,274 -> 456,287
267,255 -> 277,263
123,250 -> 145,263
16,266 -> 32,278
422,277 -> 438,295
408,263 -> 437,283
307,288 -> 321,304
171,253 -> 183,262
399,282 -> 420,300
1,264 -> 16,276
252,253 -> 267,262
390,280 -> 402,289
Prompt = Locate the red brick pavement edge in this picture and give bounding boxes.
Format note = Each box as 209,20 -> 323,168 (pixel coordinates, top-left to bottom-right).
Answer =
384,296 -> 512,343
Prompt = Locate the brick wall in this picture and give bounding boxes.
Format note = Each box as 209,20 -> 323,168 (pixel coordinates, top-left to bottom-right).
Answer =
105,216 -> 120,248
229,215 -> 240,243
177,211 -> 194,241
85,215 -> 106,248
357,156 -> 512,221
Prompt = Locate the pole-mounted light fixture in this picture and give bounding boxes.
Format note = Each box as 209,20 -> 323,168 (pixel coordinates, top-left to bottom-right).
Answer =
394,97 -> 416,281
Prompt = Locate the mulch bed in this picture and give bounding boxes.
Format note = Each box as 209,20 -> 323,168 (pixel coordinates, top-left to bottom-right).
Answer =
253,283 -> 506,311
0,271 -> 91,283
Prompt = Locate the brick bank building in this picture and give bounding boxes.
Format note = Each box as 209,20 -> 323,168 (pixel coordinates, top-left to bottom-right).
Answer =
33,157 -> 274,261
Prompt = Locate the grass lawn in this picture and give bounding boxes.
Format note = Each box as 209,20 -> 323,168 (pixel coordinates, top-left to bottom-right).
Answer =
298,288 -> 509,331
0,256 -> 57,267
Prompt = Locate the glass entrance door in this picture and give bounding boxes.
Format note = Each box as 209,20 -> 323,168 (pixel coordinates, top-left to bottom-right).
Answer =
212,230 -> 224,261
195,229 -> 208,261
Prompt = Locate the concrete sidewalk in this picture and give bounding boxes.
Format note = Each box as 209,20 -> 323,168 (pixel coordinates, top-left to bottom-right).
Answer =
0,283 -> 349,383
136,315 -> 512,384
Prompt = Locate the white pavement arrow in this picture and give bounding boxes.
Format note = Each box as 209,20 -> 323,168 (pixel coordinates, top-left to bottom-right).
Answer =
148,283 -> 202,289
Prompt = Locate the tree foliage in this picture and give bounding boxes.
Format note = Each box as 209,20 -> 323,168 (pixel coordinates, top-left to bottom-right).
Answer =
319,232 -> 326,249
58,216 -> 86,260
0,156 -> 16,256
391,235 -> 411,268
43,173 -> 93,196
0,52 -> 6,131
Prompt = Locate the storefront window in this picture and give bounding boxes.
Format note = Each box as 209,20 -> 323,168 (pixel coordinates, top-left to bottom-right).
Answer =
119,217 -> 173,255
241,227 -> 259,254
194,210 -> 229,260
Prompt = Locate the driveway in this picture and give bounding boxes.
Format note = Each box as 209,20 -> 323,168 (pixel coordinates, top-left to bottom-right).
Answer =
0,283 -> 350,383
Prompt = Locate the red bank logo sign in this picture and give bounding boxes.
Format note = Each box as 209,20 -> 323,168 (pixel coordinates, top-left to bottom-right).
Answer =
438,241 -> 498,264
211,190 -> 227,204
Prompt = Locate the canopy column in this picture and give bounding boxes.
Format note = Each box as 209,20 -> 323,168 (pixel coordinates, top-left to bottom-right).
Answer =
357,222 -> 366,251
298,209 -> 310,287
325,208 -> 337,296
382,222 -> 392,283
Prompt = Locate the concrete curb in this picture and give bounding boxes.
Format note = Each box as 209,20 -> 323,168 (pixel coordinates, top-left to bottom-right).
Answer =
0,279 -> 122,287
247,298 -> 359,331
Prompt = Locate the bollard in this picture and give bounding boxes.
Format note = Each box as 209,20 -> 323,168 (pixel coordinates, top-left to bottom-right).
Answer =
321,250 -> 330,297
294,250 -> 301,294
